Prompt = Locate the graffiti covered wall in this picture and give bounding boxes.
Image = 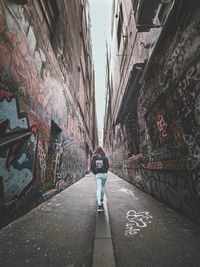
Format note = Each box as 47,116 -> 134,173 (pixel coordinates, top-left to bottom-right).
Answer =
134,5 -> 200,223
106,2 -> 200,224
0,1 -> 95,228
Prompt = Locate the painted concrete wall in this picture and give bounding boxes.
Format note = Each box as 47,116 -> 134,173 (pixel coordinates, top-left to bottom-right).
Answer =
0,0 -> 98,228
104,0 -> 200,223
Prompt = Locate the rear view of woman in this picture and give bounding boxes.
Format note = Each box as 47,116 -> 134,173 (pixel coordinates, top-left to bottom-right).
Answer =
91,147 -> 109,212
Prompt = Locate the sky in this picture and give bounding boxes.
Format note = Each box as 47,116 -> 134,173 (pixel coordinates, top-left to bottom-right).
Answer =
89,0 -> 113,145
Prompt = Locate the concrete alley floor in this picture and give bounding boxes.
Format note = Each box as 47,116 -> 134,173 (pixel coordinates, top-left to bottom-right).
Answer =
106,173 -> 200,267
0,172 -> 200,267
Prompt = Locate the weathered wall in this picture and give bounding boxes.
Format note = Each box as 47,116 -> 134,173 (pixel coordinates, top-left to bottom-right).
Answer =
0,0 -> 97,228
133,4 -> 200,223
105,0 -> 200,224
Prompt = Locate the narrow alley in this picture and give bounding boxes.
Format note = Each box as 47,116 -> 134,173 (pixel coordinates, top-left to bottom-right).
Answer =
1,0 -> 200,266
0,172 -> 200,267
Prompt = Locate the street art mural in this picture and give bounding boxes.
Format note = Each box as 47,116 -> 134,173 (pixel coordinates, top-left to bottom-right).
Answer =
0,2 -> 89,228
44,121 -> 87,192
0,3 -> 43,224
109,8 -> 200,223
138,13 -> 200,222
57,136 -> 86,183
0,10 -> 38,107
0,89 -> 39,206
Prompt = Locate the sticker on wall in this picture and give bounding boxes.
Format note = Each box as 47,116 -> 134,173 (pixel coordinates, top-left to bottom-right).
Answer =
125,210 -> 153,236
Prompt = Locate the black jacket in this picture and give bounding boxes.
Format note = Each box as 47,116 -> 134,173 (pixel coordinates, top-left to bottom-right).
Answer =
91,155 -> 109,174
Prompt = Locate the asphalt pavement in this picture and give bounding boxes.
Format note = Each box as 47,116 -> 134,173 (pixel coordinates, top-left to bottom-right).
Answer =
0,174 -> 97,267
105,172 -> 200,267
0,172 -> 200,267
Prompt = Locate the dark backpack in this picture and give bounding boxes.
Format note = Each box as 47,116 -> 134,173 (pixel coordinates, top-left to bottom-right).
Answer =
92,157 -> 107,173
95,159 -> 104,171
91,155 -> 109,174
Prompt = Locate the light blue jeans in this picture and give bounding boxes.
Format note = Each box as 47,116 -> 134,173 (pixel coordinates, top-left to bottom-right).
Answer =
95,173 -> 107,205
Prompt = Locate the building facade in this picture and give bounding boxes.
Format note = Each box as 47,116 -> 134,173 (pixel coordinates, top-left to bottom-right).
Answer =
0,0 -> 98,228
104,0 -> 200,223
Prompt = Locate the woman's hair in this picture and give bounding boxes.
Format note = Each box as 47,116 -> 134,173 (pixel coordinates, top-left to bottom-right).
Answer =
94,147 -> 105,156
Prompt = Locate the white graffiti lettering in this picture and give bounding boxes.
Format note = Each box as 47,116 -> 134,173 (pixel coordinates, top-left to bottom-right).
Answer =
125,224 -> 140,236
125,210 -> 153,236
156,115 -> 168,137
119,188 -> 138,200
38,142 -> 46,179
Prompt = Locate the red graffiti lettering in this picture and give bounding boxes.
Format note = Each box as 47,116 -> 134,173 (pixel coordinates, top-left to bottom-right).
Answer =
128,154 -> 143,161
12,142 -> 21,153
146,161 -> 163,170
0,90 -> 13,101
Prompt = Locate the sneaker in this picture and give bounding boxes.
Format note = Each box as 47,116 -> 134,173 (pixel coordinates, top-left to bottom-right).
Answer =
98,205 -> 103,212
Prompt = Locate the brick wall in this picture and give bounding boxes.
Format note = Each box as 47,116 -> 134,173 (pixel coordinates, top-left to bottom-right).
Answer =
104,0 -> 200,224
0,0 -> 97,228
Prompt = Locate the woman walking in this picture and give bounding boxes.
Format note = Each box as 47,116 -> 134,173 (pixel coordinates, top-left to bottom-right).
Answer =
91,147 -> 109,212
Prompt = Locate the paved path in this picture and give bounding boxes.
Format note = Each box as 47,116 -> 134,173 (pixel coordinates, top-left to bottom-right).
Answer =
0,172 -> 200,267
105,172 -> 200,267
0,174 -> 97,267
92,195 -> 115,267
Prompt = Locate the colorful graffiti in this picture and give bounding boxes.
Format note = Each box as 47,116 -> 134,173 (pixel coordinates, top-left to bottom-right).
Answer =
0,2 -> 57,122
128,154 -> 142,161
0,90 -> 39,204
138,13 -> 200,222
0,1 -> 94,229
0,3 -> 49,227
0,23 -> 38,104
108,7 -> 200,224
146,161 -> 162,170
44,122 -> 63,191
57,136 -> 86,182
